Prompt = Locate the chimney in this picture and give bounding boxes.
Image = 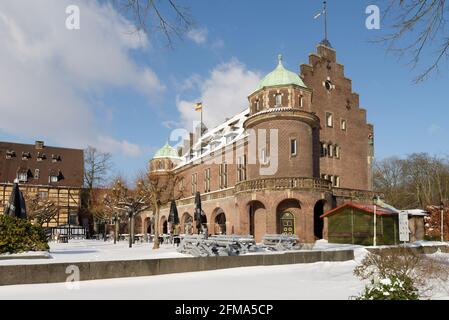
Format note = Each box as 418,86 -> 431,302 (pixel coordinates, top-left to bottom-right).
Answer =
35,141 -> 44,149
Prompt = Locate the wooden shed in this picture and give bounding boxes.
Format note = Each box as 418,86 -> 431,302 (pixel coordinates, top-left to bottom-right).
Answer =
321,203 -> 399,246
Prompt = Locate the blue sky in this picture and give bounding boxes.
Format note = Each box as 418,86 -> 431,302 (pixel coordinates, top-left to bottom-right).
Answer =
0,0 -> 448,182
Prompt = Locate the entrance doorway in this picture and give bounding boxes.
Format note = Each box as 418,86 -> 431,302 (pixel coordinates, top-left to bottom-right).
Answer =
314,200 -> 325,239
280,212 -> 295,235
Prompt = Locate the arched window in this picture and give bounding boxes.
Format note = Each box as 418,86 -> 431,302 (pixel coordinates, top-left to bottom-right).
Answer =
275,94 -> 282,106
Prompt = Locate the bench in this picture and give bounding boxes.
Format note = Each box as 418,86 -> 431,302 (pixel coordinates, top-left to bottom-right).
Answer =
262,234 -> 302,251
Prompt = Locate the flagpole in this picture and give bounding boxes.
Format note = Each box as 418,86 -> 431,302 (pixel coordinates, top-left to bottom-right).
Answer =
324,1 -> 328,41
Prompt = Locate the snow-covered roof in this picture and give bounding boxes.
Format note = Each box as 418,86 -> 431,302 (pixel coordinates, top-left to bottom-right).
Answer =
401,209 -> 428,216
175,108 -> 250,168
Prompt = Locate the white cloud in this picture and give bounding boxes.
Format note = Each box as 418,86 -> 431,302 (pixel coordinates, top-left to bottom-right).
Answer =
187,27 -> 208,44
97,136 -> 142,157
177,59 -> 261,130
0,0 -> 163,156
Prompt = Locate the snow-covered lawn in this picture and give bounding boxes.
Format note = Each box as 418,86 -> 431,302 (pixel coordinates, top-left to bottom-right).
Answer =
0,240 -> 448,300
0,258 -> 365,300
0,251 -> 448,300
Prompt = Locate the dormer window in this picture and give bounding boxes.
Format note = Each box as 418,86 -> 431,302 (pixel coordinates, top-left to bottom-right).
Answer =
18,172 -> 28,182
37,152 -> 46,161
49,170 -> 63,183
22,152 -> 32,160
51,154 -> 62,162
5,150 -> 15,159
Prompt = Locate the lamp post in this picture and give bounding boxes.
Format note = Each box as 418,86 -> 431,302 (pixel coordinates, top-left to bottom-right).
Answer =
128,210 -> 134,248
373,196 -> 378,247
440,201 -> 445,242
112,213 -> 118,244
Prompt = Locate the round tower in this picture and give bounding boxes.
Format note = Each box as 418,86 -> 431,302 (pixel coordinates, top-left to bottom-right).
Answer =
244,54 -> 320,179
149,143 -> 181,173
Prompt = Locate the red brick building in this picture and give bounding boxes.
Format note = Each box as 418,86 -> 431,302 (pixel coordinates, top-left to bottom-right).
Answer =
140,44 -> 375,242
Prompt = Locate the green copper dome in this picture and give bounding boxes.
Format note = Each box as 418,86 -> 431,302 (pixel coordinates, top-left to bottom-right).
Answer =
154,143 -> 179,159
257,54 -> 306,90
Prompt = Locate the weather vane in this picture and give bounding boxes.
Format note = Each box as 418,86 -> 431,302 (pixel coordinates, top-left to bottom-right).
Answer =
314,1 -> 331,47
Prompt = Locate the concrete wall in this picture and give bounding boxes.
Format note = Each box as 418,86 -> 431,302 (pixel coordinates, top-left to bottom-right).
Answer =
0,249 -> 354,286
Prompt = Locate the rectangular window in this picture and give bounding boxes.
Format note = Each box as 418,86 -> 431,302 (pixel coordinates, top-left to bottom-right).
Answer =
341,119 -> 347,131
320,142 -> 327,157
299,94 -> 303,108
191,173 -> 197,195
255,99 -> 260,112
290,138 -> 297,156
49,175 -> 58,183
219,163 -> 228,189
204,168 -> 211,193
178,178 -> 184,192
326,112 -> 333,128
260,148 -> 268,165
38,191 -> 48,199
335,146 -> 340,159
237,155 -> 247,182
335,176 -> 340,187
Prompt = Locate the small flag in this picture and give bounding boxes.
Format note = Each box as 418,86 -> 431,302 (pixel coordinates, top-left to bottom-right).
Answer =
314,10 -> 324,19
195,102 -> 203,112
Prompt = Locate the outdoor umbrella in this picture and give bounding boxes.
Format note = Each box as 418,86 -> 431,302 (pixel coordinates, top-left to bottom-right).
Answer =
194,191 -> 202,234
168,200 -> 180,225
3,179 -> 27,219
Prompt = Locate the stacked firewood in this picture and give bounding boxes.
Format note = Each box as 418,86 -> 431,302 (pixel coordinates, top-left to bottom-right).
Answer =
424,205 -> 449,241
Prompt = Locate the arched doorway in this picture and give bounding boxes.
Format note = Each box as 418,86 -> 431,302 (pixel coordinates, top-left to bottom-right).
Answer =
276,199 -> 301,236
201,213 -> 208,234
247,201 -> 266,242
314,200 -> 326,239
214,209 -> 226,235
182,213 -> 193,235
145,217 -> 153,235
280,212 -> 295,235
160,216 -> 168,234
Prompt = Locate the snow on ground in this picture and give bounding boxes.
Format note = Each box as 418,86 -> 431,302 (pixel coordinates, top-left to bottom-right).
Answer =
0,240 -> 448,300
0,260 -> 365,300
1,254 -> 448,300
0,240 -> 188,265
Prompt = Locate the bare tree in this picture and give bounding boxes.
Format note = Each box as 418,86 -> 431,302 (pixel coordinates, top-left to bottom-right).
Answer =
84,146 -> 113,191
374,153 -> 449,208
103,178 -> 129,243
113,0 -> 193,47
25,193 -> 58,227
137,169 -> 182,249
377,0 -> 449,82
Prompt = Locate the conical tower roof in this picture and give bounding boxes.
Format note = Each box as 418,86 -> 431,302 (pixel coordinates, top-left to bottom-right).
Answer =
153,143 -> 179,159
257,54 -> 306,90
